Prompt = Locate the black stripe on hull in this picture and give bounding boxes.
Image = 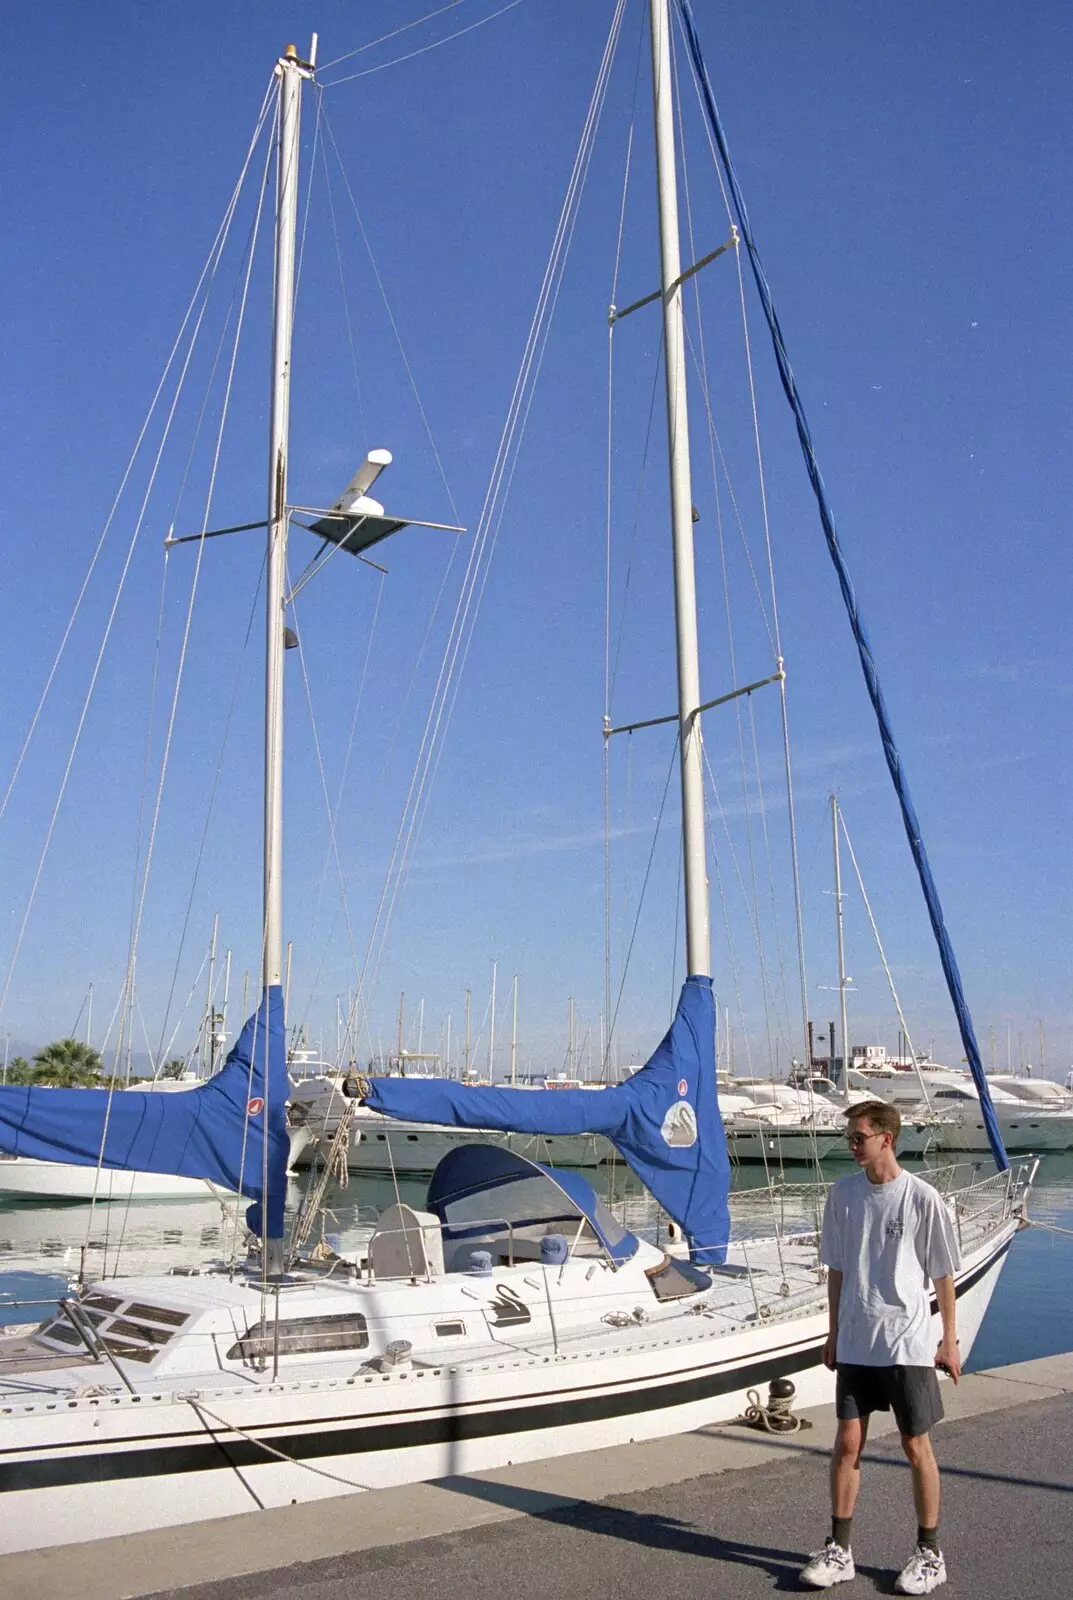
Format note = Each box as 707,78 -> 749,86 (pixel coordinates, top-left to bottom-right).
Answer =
0,1234 -> 1011,1496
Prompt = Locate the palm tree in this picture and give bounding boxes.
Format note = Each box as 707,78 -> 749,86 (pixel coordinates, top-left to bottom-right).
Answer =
32,1038 -> 103,1088
3,1055 -> 32,1085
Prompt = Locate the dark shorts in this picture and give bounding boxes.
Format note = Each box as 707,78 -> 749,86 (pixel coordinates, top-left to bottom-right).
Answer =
835,1363 -> 944,1437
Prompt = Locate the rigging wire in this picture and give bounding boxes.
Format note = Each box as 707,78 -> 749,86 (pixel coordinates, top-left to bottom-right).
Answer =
675,0 -> 1006,1169
316,94 -> 367,444
0,76 -> 276,848
670,46 -> 778,1081
836,804 -> 933,1114
71,96 -> 276,1249
320,112 -> 461,524
319,0 -> 471,71
404,0 -> 625,835
603,0 -> 647,1081
604,734 -> 680,1065
322,0 -> 527,87
675,5 -> 812,1086
0,88 -> 277,1038
287,589 -> 368,1026
295,574 -> 386,1045
151,554 -> 267,1066
124,102 -> 276,1069
341,0 -> 628,1053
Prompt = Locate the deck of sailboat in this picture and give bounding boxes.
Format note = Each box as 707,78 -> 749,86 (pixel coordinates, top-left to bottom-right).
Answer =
0,1157 -> 1029,1409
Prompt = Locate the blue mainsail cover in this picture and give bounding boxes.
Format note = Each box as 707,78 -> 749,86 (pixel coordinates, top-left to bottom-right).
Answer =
361,975 -> 731,1264
0,985 -> 289,1237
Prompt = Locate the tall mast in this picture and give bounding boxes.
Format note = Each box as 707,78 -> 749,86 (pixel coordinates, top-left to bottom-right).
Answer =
263,44 -> 306,994
649,0 -> 710,977
831,795 -> 849,1085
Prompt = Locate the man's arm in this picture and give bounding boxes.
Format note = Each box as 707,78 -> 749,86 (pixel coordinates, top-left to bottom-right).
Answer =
933,1274 -> 960,1383
824,1268 -> 842,1370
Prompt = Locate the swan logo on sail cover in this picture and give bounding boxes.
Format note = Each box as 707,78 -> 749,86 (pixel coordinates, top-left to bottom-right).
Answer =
246,1097 -> 264,1116
661,1100 -> 698,1147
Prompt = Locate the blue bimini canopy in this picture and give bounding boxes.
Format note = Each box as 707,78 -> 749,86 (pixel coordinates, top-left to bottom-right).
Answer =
0,986 -> 290,1237
360,976 -> 731,1264
426,1144 -> 639,1265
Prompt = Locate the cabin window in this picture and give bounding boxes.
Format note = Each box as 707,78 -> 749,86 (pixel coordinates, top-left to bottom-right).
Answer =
227,1311 -> 370,1361
124,1302 -> 190,1328
102,1339 -> 158,1363
40,1321 -> 83,1347
434,1320 -> 466,1338
109,1318 -> 176,1347
407,1134 -> 419,1142
82,1292 -> 123,1313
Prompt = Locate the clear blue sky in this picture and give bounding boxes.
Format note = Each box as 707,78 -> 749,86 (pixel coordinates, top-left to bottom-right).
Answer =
1,1 -> 1070,1079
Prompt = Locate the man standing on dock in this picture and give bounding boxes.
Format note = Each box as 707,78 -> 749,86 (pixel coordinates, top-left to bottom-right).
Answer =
800,1099 -> 961,1594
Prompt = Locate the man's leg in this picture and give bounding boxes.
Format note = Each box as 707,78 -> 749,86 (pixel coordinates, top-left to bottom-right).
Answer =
831,1414 -> 870,1524
901,1430 -> 940,1531
893,1431 -> 947,1593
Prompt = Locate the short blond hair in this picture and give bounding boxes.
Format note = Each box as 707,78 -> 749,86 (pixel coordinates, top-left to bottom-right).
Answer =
845,1099 -> 901,1147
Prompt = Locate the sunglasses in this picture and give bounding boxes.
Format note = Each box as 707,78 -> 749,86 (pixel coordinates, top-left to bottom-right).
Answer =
845,1130 -> 886,1148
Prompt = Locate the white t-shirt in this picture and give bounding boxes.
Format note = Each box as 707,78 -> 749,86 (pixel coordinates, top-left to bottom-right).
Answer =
820,1168 -> 961,1367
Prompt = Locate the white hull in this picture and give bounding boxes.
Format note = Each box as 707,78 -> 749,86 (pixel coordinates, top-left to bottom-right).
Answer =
298,1118 -> 608,1172
726,1119 -> 949,1165
0,1189 -> 1021,1555
726,1125 -> 849,1163
0,1158 -> 234,1203
933,1117 -> 1072,1154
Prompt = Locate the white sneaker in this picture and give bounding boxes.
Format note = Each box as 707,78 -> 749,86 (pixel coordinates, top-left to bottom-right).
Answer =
894,1545 -> 947,1594
800,1538 -> 855,1588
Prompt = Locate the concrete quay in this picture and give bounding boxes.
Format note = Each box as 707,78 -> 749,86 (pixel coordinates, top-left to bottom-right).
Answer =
3,1352 -> 1071,1600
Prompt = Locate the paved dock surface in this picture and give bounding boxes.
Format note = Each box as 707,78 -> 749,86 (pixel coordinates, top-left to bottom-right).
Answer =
149,1391 -> 1073,1600
4,1354 -> 1072,1600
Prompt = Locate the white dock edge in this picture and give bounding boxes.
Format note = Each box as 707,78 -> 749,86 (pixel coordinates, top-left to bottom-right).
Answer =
4,1352 -> 1072,1600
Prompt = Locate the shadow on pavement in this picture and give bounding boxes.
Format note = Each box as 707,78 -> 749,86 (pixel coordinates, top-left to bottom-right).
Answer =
431,1473 -> 890,1593
700,1424 -> 1073,1497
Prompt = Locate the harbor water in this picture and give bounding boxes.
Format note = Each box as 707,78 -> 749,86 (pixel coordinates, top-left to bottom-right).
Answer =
2,1152 -> 1071,1372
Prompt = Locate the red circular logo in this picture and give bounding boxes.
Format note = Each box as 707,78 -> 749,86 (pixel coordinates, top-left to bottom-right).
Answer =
677,1078 -> 688,1096
246,1097 -> 264,1116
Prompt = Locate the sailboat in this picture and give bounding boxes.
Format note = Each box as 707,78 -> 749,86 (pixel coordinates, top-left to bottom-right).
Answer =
0,9 -> 1033,1558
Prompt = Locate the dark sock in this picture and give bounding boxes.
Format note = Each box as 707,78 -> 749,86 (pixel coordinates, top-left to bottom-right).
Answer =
917,1526 -> 940,1554
832,1516 -> 853,1550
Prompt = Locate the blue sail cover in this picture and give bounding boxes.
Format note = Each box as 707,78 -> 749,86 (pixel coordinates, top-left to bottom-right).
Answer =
361,976 -> 731,1264
0,986 -> 290,1236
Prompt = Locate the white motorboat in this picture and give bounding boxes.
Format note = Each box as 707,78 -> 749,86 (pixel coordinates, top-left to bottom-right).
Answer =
0,1157 -> 233,1203
847,1067 -> 1073,1152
